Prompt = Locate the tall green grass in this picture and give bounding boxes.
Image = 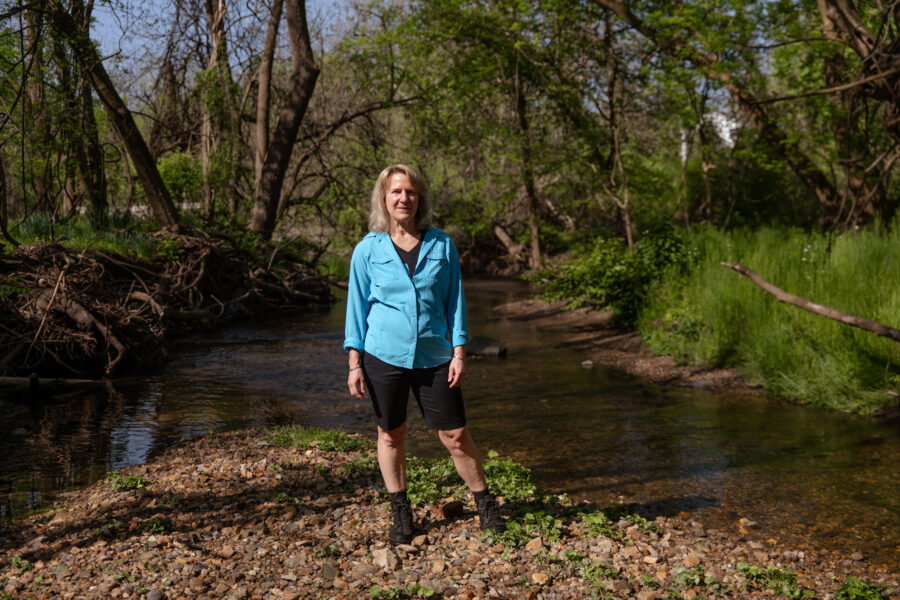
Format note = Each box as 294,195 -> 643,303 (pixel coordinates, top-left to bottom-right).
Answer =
639,225 -> 900,414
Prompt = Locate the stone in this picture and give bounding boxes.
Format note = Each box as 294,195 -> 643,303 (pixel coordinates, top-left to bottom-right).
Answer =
531,572 -> 550,585
467,336 -> 507,357
146,591 -> 162,600
219,545 -> 235,559
524,537 -> 544,553
373,548 -> 398,571
850,552 -> 864,561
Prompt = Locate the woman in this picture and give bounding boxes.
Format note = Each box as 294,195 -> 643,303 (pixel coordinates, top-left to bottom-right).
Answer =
344,164 -> 505,545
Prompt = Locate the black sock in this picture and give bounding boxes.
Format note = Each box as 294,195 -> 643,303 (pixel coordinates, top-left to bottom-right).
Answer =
473,488 -> 492,501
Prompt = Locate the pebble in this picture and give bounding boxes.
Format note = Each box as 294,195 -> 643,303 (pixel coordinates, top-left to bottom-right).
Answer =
0,428 -> 892,600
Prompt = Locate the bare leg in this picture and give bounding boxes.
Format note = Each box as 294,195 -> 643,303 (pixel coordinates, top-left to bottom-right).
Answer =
377,423 -> 407,492
438,426 -> 488,492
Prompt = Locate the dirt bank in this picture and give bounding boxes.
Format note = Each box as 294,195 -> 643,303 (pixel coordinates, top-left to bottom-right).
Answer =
1,429 -> 896,600
493,299 -> 761,394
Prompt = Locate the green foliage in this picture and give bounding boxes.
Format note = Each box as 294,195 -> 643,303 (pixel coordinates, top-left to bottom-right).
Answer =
639,224 -> 900,413
530,224 -> 685,326
736,562 -> 814,598
0,274 -> 28,296
401,449 -> 540,506
10,556 -> 31,572
404,456 -> 464,506
834,577 -> 895,600
105,471 -> 152,491
369,583 -> 436,599
157,151 -> 203,202
138,516 -> 172,534
312,543 -> 340,559
482,505 -> 563,548
483,449 -> 539,502
341,454 -> 378,475
265,425 -> 372,452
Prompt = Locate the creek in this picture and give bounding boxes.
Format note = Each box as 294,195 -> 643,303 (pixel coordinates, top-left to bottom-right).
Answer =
1,279 -> 897,571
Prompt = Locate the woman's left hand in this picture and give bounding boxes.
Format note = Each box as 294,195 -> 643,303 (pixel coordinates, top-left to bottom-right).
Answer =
448,356 -> 466,388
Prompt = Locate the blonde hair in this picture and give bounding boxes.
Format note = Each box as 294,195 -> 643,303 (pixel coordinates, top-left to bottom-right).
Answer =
368,164 -> 432,232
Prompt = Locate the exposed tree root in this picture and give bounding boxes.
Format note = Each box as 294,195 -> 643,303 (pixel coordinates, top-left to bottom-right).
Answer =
0,233 -> 333,378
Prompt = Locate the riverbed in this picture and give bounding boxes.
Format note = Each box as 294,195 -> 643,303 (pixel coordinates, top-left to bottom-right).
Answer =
1,279 -> 898,571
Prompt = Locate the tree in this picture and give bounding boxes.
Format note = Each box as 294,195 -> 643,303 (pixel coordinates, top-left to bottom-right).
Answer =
249,0 -> 320,240
46,1 -> 180,228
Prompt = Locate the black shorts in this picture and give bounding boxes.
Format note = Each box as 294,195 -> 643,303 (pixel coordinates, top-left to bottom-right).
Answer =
362,353 -> 466,432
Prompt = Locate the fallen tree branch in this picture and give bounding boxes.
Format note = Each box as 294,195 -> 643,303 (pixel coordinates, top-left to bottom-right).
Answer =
720,262 -> 900,343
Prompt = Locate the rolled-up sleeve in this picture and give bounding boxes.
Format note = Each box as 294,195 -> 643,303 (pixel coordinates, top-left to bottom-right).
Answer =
445,239 -> 469,347
343,243 -> 370,353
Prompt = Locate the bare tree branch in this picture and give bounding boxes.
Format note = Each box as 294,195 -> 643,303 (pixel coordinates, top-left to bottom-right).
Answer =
721,261 -> 900,343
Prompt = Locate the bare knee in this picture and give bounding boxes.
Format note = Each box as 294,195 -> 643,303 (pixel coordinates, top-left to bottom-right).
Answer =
438,427 -> 470,454
378,424 -> 406,450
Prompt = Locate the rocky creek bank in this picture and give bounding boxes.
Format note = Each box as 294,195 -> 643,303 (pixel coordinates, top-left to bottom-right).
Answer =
493,299 -> 760,394
1,428 -> 896,600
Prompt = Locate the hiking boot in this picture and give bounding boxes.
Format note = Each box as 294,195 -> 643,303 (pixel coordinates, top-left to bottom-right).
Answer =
389,495 -> 415,545
475,493 -> 505,533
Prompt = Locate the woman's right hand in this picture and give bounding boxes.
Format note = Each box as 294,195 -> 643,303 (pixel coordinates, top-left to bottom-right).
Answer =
348,368 -> 366,399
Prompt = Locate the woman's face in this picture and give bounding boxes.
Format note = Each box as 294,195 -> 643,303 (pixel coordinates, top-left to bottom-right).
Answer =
385,172 -> 418,227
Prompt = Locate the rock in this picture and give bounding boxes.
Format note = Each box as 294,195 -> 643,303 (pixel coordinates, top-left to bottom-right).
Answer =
12,427 -> 27,436
581,360 -> 594,368
321,564 -> 337,579
531,572 -> 550,585
372,548 -> 398,571
525,537 -> 544,553
850,552 -> 864,561
441,501 -> 465,520
467,336 -> 507,358
146,591 -> 162,600
218,545 -> 235,559
431,560 -> 445,574
637,591 -> 659,600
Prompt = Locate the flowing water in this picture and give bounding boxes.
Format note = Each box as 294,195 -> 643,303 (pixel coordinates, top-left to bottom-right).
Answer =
1,279 -> 898,570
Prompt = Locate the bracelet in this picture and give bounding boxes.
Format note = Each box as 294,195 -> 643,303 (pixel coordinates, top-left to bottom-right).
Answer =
349,366 -> 361,371
452,355 -> 465,360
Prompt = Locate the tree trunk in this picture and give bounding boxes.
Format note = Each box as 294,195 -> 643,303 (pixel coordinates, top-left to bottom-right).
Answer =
0,153 -> 19,247
24,8 -> 54,214
513,56 -> 541,269
254,0 -> 284,196
47,3 -> 179,229
249,0 -> 319,240
203,0 -> 239,216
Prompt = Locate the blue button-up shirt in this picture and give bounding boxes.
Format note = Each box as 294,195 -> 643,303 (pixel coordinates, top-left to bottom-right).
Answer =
343,227 -> 469,369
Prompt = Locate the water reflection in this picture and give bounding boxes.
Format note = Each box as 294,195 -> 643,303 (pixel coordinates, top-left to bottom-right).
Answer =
0,279 -> 897,570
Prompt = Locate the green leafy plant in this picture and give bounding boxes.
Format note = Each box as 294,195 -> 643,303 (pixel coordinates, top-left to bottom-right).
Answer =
737,562 -> 814,598
834,577 -> 895,600
483,449 -> 539,502
10,556 -> 31,572
105,471 -> 152,491
482,507 -> 563,548
341,455 -> 378,475
0,274 -> 28,296
404,456 -> 464,505
138,516 -> 172,534
529,223 -> 685,326
369,583 -> 435,599
312,544 -> 340,559
265,425 -> 372,452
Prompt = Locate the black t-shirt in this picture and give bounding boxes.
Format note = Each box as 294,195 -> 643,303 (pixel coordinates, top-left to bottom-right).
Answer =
392,238 -> 423,278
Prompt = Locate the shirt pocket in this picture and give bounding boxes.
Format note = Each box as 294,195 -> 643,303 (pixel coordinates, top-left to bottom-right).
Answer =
419,256 -> 449,282
369,258 -> 397,285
